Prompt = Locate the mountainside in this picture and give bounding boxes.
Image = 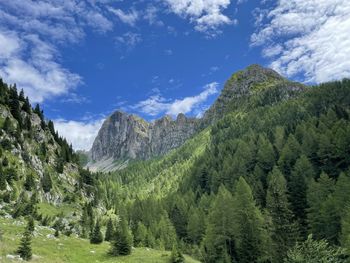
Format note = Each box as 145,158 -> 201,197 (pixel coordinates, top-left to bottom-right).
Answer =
89,65 -> 305,172
88,111 -> 198,171
96,76 -> 350,263
0,79 -> 94,230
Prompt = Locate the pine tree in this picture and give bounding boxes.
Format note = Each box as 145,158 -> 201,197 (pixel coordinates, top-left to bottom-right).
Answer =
285,235 -> 347,263
266,166 -> 297,262
232,177 -> 269,263
110,219 -> 133,256
256,134 -> 276,172
24,173 -> 35,191
41,172 -> 52,193
27,216 -> 35,233
289,155 -> 313,238
134,221 -> 147,246
170,245 -> 185,263
187,207 -> 205,244
17,229 -> 32,261
202,186 -> 236,263
307,172 -> 338,243
105,218 -> 114,242
157,215 -> 177,250
90,220 -> 103,244
278,134 -> 301,176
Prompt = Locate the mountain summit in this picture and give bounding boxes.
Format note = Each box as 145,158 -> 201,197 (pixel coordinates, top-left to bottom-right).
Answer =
87,65 -> 305,171
87,111 -> 198,171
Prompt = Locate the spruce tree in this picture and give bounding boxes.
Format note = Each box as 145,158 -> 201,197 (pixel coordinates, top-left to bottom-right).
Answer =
170,245 -> 185,263
232,177 -> 269,263
134,221 -> 147,246
110,219 -> 133,256
17,229 -> 32,261
266,166 -> 297,262
187,207 -> 205,244
27,216 -> 35,233
90,220 -> 103,244
202,186 -> 236,263
24,173 -> 35,191
105,218 -> 114,242
307,172 -> 338,243
290,155 -> 313,238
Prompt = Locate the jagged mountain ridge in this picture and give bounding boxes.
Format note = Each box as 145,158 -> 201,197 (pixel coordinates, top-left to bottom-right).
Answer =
88,112 -> 198,171
88,64 -> 305,171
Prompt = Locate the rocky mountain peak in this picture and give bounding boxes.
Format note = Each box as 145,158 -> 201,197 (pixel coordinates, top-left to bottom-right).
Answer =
88,110 -> 199,171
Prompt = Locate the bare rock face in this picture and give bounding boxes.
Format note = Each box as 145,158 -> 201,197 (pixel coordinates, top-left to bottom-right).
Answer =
89,111 -> 198,164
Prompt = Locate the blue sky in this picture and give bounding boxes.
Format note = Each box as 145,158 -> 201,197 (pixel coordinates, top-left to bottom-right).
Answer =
0,0 -> 349,150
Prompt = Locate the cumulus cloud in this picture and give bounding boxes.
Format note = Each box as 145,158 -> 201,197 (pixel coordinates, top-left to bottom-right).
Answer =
0,0 -> 113,103
252,0 -> 350,83
132,82 -> 219,117
163,0 -> 233,34
54,118 -> 105,151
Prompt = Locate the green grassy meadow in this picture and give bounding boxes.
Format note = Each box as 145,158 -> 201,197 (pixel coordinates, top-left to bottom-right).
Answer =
0,218 -> 200,263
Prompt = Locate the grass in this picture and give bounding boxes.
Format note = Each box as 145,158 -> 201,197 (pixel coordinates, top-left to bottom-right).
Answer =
0,217 -> 200,263
37,203 -> 78,218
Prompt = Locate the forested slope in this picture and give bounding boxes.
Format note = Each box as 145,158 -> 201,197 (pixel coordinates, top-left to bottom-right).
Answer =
95,76 -> 350,262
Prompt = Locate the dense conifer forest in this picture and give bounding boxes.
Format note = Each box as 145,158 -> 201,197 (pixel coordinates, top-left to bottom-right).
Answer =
1,73 -> 350,262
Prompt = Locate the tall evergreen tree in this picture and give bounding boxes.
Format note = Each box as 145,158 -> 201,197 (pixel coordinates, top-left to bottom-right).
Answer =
105,218 -> 114,242
90,220 -> 103,244
232,177 -> 269,263
110,218 -> 133,256
134,221 -> 147,246
17,221 -> 33,261
266,166 -> 297,262
289,155 -> 314,238
202,186 -> 236,263
307,172 -> 338,243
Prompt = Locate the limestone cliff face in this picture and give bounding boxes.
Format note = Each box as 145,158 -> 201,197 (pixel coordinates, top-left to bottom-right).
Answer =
89,111 -> 198,164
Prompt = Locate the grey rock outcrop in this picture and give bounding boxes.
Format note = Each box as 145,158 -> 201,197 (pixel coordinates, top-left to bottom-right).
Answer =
89,111 -> 198,166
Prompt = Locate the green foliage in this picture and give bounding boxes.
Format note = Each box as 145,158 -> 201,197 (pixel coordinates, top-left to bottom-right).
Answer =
284,235 -> 347,263
232,177 -> 269,263
17,221 -> 33,261
202,186 -> 235,263
41,172 -> 52,193
110,218 -> 133,256
90,220 -> 103,244
105,218 -> 115,242
24,173 -> 35,191
267,167 -> 297,261
134,221 -> 147,246
170,245 -> 185,263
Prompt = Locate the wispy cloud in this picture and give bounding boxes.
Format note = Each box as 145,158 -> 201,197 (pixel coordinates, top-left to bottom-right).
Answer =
115,32 -> 142,49
131,82 -> 219,117
252,0 -> 350,83
109,8 -> 139,26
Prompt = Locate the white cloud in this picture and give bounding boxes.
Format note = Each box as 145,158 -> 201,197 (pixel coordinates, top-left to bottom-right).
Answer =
252,0 -> 350,83
164,0 -> 233,34
132,82 -> 219,117
0,0 -> 113,103
115,32 -> 142,48
54,118 -> 105,151
109,8 -> 139,26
